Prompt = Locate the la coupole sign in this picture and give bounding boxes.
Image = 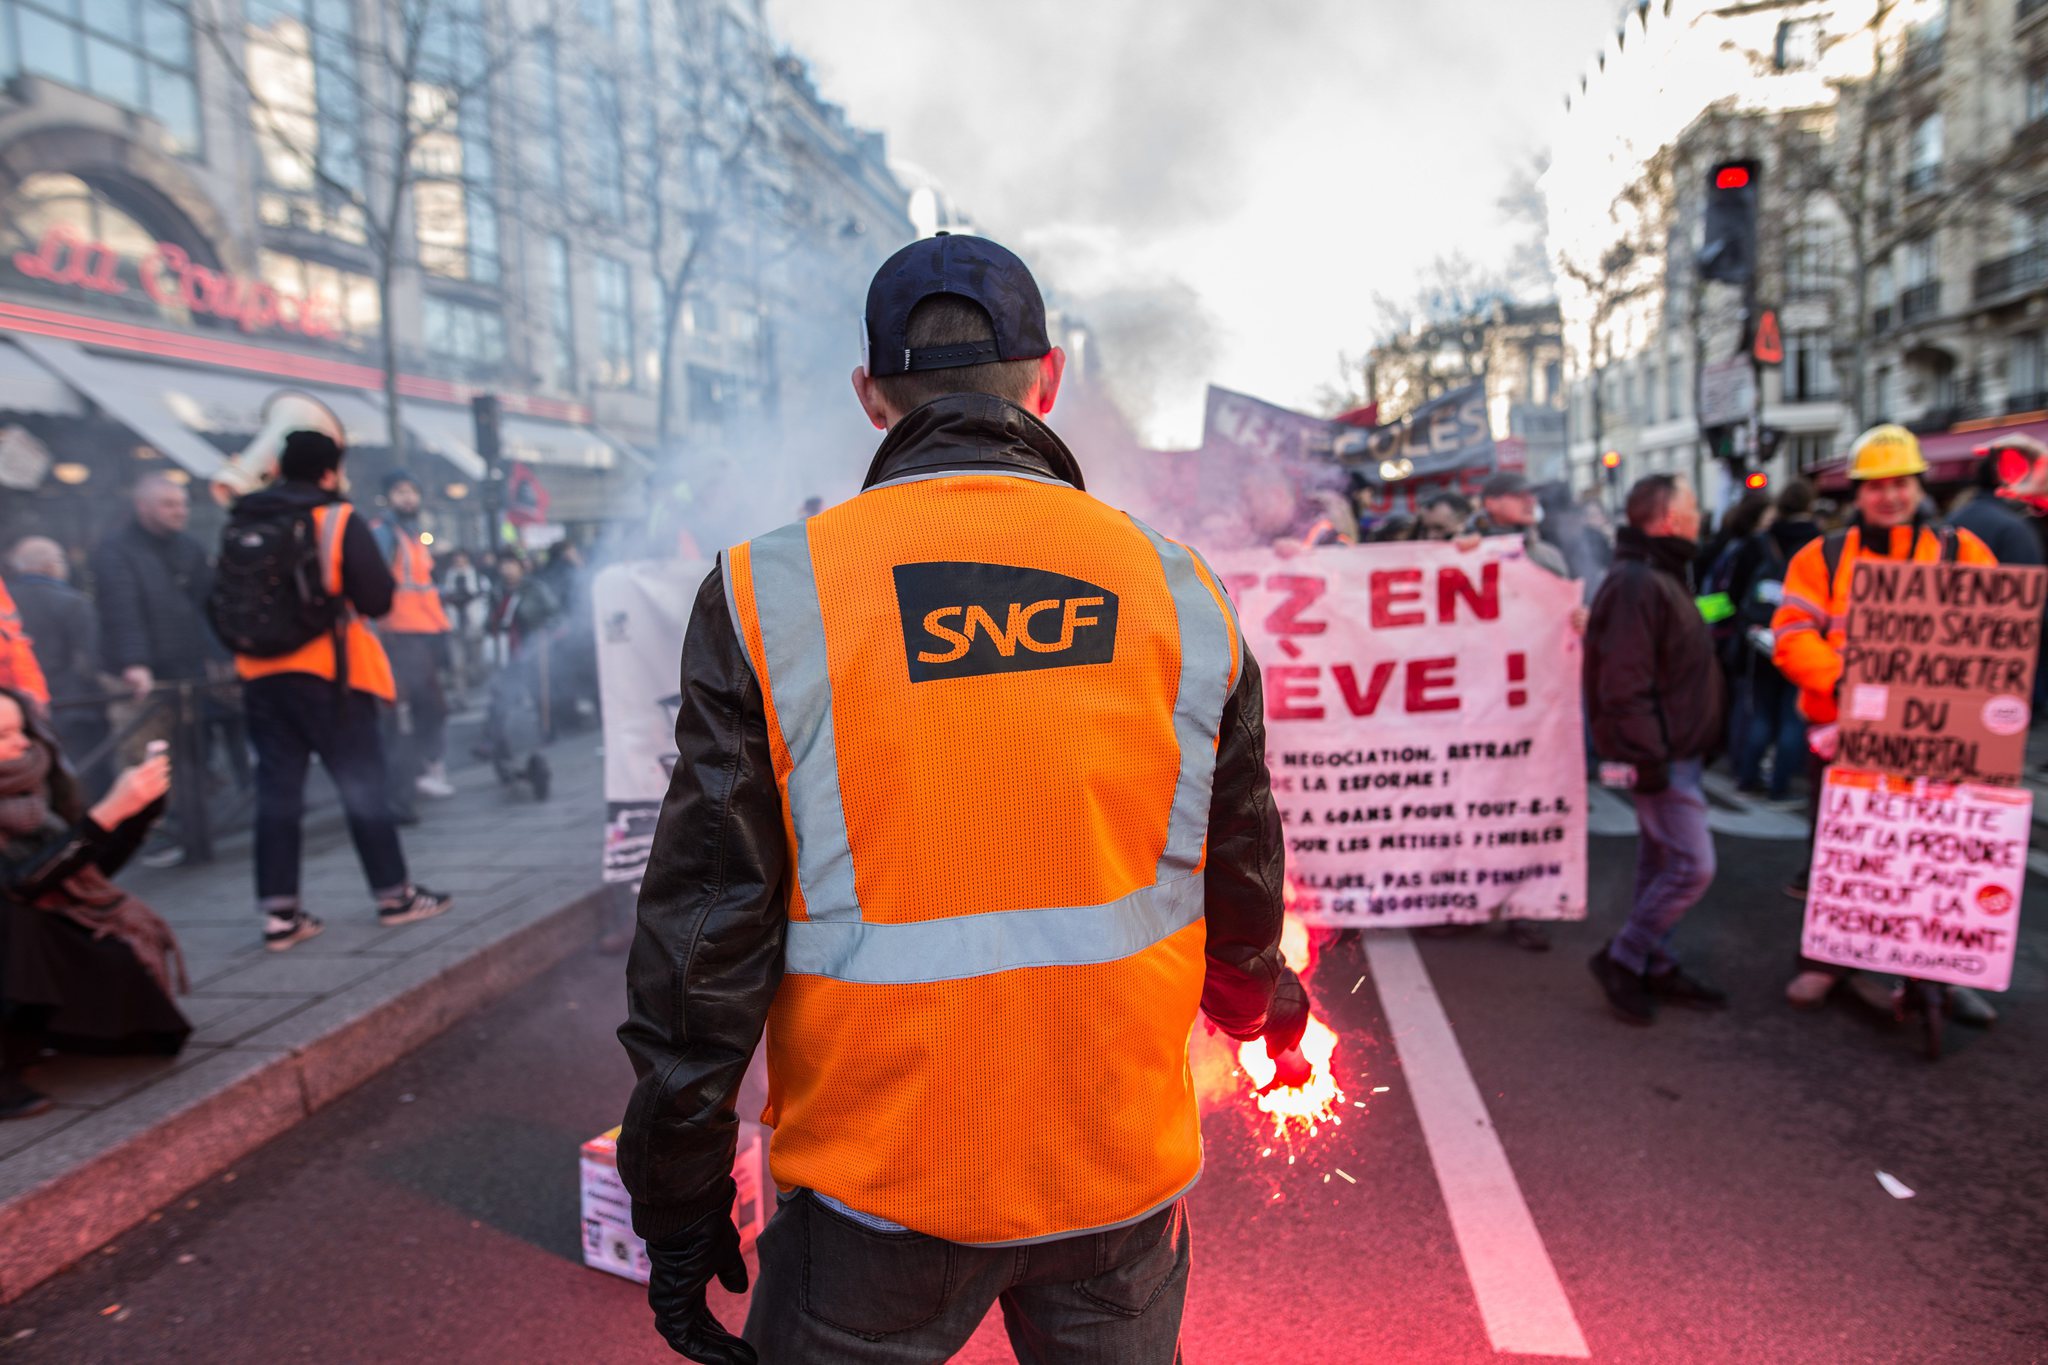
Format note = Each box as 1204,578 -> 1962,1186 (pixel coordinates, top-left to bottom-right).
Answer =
11,223 -> 347,342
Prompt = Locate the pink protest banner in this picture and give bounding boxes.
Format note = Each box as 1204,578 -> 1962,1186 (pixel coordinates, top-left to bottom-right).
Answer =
1211,539 -> 1587,928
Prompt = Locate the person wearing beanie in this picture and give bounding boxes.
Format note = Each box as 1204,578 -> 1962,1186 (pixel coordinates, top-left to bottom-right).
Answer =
371,470 -> 456,811
218,430 -> 451,951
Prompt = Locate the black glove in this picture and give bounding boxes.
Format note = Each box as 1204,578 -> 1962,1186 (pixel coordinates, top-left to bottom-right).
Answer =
1262,967 -> 1311,1060
645,1179 -> 757,1364
1633,760 -> 1670,796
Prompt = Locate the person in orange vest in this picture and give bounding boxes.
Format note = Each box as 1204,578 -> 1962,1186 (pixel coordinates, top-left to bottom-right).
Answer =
1773,424 -> 1995,1011
219,431 -> 452,952
618,237 -> 1306,1365
372,471 -> 455,814
0,575 -> 48,710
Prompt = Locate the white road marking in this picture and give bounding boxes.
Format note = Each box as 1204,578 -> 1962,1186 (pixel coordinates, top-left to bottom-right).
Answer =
1364,931 -> 1591,1359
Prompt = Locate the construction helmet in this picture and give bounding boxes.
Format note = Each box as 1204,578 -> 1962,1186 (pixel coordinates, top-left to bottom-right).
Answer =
1848,424 -> 1929,481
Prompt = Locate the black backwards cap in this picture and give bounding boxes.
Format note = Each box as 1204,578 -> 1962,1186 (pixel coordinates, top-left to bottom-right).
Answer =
863,234 -> 1051,377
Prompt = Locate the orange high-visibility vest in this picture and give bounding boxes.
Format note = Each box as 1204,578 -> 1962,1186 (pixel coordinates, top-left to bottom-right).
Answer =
725,468 -> 1241,1246
0,578 -> 48,706
382,527 -> 451,635
1772,522 -> 1993,723
236,503 -> 395,702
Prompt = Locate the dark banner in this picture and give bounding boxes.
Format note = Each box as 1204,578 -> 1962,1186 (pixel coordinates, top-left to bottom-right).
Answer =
1333,382 -> 1496,487
1202,385 -> 1347,463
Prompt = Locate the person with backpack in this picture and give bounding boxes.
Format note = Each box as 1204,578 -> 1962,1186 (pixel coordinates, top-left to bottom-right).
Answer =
1733,481 -> 1823,801
1773,427 -> 1993,1010
209,431 -> 451,952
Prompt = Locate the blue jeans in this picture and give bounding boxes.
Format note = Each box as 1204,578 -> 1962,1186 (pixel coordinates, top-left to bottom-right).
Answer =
1736,669 -> 1806,799
743,1190 -> 1189,1364
1614,758 -> 1716,974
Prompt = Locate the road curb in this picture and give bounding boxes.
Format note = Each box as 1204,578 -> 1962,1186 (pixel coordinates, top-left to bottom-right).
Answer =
0,885 -> 610,1305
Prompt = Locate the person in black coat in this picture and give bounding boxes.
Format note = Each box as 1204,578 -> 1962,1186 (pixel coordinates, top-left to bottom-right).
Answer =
1946,451 -> 2045,569
91,475 -> 216,704
6,537 -> 108,793
0,687 -> 185,1120
1583,474 -> 1729,1025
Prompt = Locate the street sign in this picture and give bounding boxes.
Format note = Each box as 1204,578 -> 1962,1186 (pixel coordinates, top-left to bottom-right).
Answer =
1753,309 -> 1783,366
1699,357 -> 1757,427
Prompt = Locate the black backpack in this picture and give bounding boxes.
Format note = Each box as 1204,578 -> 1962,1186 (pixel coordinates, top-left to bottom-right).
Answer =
207,500 -> 343,658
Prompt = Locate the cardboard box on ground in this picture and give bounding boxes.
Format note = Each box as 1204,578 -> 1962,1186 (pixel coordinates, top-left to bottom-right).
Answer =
582,1048 -> 771,1285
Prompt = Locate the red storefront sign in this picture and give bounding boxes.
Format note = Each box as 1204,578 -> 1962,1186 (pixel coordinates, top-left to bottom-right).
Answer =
10,223 -> 345,342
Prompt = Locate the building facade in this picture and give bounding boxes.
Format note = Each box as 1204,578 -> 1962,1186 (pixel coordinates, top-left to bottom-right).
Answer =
0,0 -> 912,552
1548,0 -> 2046,506
1360,299 -> 1569,482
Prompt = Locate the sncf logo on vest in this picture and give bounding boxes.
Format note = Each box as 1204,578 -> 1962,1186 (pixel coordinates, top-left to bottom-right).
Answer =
892,562 -> 1120,683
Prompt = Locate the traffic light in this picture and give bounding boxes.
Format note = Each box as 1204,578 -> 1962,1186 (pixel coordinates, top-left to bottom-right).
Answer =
1745,470 -> 1769,490
1602,449 -> 1621,484
1699,159 -> 1759,285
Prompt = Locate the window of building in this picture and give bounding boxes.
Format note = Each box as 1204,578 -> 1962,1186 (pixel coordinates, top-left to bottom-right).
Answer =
1784,224 -> 1832,296
1906,112 -> 1943,191
1901,236 -> 1935,287
688,364 -> 734,423
246,0 -> 360,195
258,250 -> 379,343
2028,67 -> 2048,126
1873,364 -> 1895,420
546,236 -> 575,389
1774,17 -> 1822,70
2011,333 -> 2045,408
588,74 -> 627,221
594,256 -> 633,388
1,0 -> 200,152
1665,350 -> 1684,420
579,0 -> 612,36
1787,433 -> 1832,472
411,0 -> 497,285
421,295 -> 507,369
1786,332 -> 1838,401
530,37 -> 564,195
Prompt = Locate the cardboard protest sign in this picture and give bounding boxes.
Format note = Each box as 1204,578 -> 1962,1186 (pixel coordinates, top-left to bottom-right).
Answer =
593,559 -> 707,886
1838,560 -> 2046,784
1212,540 -> 1587,928
1801,768 -> 2030,991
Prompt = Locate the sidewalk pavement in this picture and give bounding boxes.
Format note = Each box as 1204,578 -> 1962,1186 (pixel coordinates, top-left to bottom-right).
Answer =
0,737 -> 615,1303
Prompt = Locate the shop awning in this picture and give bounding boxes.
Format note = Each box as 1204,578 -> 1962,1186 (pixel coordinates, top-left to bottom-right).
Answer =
1812,416 -> 2048,491
129,361 -> 392,450
9,334 -> 226,478
400,402 -> 636,479
0,338 -> 84,417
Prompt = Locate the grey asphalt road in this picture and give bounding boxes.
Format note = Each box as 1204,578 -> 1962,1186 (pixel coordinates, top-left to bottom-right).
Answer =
4,828 -> 2045,1365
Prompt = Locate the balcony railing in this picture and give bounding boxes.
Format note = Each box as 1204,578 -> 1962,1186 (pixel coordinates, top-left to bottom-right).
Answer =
1900,282 -> 1942,324
1872,304 -> 1895,333
1976,245 -> 2048,302
2008,389 -> 2048,415
1903,164 -> 1941,196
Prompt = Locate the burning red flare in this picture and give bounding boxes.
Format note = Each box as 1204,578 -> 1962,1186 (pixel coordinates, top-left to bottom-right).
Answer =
1235,891 -> 1347,1144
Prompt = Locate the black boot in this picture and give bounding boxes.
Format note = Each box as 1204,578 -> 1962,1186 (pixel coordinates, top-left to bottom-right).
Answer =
1588,944 -> 1657,1025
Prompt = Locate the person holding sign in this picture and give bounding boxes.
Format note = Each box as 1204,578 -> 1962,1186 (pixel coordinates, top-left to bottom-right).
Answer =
1582,475 -> 1729,1024
1772,425 -> 1995,1006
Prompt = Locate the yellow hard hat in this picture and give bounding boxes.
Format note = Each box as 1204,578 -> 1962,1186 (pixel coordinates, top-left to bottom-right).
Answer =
1849,424 -> 1928,481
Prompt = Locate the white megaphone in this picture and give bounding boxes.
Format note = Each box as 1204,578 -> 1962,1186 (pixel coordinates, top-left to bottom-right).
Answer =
210,390 -> 346,505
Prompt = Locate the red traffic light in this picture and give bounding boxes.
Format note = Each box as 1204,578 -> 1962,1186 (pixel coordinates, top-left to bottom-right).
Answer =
1745,471 -> 1768,489
1601,450 -> 1621,469
1715,166 -> 1751,190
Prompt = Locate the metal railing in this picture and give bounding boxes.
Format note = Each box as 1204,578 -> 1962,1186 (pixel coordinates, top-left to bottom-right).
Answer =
1900,281 -> 1943,324
1975,245 -> 2048,302
50,678 -> 247,865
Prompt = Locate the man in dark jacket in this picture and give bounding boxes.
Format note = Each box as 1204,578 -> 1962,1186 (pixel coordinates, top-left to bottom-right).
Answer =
5,537 -> 107,789
91,474 -> 215,712
617,239 -> 1301,1364
1583,473 -> 1729,1024
1947,449 -> 2044,568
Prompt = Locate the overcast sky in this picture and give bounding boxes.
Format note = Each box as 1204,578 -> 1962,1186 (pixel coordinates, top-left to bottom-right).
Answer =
766,0 -> 1619,447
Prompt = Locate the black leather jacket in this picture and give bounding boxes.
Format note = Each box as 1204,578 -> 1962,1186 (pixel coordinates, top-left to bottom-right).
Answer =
617,394 -> 1290,1243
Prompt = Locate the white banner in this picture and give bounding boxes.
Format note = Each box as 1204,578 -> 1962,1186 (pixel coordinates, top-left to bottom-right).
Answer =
1802,768 -> 2030,991
593,559 -> 708,886
1212,541 -> 1588,927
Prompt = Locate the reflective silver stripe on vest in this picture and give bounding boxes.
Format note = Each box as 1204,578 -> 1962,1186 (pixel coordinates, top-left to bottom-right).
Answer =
783,874 -> 1204,984
1133,521 -> 1237,880
747,523 -> 863,921
720,552 -> 755,681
